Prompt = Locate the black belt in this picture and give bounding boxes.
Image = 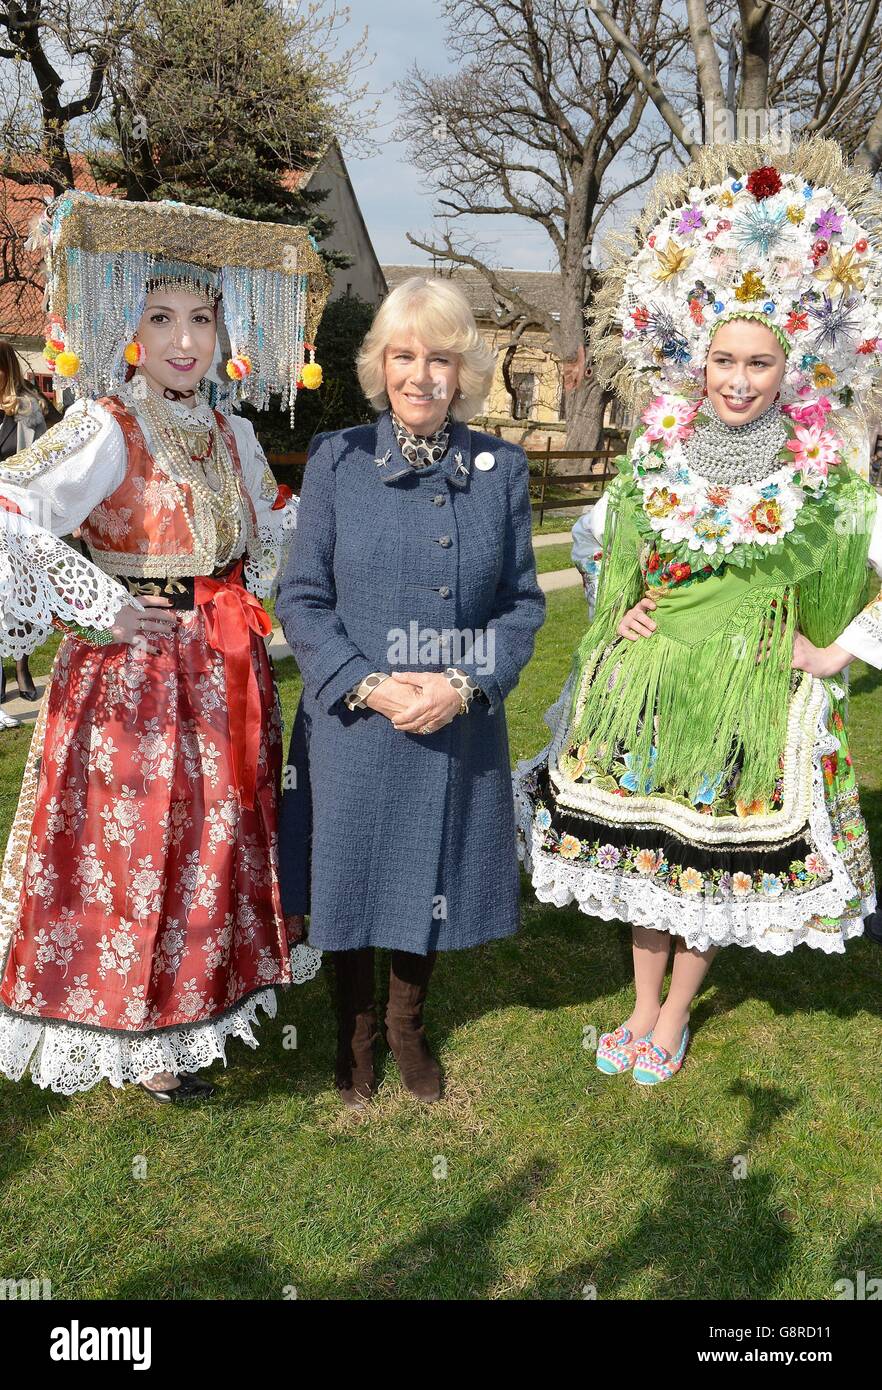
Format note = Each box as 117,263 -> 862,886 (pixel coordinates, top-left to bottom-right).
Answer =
117,560 -> 240,611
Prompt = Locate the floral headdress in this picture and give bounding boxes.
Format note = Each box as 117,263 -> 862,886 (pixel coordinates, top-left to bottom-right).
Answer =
29,190 -> 331,418
590,136 -> 882,417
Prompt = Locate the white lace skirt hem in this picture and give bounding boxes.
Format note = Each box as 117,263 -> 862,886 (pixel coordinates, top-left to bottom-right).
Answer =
0,944 -> 322,1094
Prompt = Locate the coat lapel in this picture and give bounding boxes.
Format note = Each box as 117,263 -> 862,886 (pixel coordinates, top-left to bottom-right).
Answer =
374,410 -> 472,490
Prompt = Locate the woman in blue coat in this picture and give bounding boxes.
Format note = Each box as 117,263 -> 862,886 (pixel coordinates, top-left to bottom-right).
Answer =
275,276 -> 545,1107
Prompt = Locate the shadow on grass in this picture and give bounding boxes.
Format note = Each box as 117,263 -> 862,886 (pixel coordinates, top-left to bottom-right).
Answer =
105,1160 -> 557,1300
522,1080 -> 799,1300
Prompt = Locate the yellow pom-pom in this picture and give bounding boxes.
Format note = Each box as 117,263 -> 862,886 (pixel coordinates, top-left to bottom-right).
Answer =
301,361 -> 323,389
54,351 -> 80,378
123,341 -> 144,366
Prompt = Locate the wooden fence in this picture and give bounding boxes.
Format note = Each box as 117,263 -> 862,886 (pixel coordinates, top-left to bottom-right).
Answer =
268,431 -> 628,529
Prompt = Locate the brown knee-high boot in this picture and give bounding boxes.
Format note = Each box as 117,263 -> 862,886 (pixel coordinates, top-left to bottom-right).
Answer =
386,950 -> 442,1102
332,948 -> 378,1109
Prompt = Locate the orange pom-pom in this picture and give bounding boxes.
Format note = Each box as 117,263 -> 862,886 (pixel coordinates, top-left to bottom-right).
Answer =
225,354 -> 253,381
123,341 -> 145,366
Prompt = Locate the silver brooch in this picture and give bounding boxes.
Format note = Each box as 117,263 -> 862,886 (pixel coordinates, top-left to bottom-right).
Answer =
375,450 -> 392,469
454,450 -> 468,477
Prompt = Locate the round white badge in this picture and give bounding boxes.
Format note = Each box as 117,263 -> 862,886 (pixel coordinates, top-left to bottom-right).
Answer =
474,451 -> 495,471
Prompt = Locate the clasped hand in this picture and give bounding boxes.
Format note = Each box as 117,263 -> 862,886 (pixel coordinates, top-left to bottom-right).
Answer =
365,671 -> 462,734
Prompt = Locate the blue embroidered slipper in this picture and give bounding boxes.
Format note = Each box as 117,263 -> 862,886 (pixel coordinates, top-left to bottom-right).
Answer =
633,1025 -> 690,1086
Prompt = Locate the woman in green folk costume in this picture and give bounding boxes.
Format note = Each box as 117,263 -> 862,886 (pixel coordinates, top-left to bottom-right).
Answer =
515,138 -> 882,1085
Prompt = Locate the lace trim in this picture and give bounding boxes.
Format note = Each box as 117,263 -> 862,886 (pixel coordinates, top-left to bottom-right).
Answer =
0,944 -> 321,1094
514,682 -> 872,954
244,494 -> 298,599
0,510 -> 134,659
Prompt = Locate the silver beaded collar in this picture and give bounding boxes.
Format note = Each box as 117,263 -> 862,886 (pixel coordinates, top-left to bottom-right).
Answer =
682,396 -> 789,485
391,410 -> 451,468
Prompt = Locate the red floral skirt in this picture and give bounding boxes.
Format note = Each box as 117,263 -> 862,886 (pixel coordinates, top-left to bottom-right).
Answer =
0,604 -> 292,1035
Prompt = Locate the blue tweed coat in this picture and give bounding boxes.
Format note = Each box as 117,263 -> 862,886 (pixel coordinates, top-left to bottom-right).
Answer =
275,409 -> 545,954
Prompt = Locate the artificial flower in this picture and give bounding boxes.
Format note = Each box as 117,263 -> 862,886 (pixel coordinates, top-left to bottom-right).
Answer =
785,423 -> 839,474
679,867 -> 704,895
641,394 -> 699,445
748,498 -> 784,534
812,207 -> 844,239
813,245 -> 866,292
597,844 -> 622,869
677,206 -> 704,235
746,166 -> 782,199
782,396 -> 832,429
734,270 -> 767,301
652,238 -> 694,281
784,309 -> 809,334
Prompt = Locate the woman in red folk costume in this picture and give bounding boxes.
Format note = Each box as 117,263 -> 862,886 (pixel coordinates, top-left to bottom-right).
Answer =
0,192 -> 327,1098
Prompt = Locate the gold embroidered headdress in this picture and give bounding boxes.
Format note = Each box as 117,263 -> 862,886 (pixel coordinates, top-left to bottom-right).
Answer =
29,190 -> 332,419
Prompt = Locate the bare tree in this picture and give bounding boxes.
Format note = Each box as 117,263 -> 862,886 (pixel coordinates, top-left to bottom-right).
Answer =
397,0 -> 692,450
591,0 -> 882,164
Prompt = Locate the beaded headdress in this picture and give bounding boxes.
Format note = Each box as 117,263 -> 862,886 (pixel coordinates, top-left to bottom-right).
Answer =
29,190 -> 332,418
590,136 -> 882,418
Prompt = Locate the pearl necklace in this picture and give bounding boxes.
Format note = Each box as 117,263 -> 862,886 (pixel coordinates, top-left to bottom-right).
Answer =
683,396 -> 789,485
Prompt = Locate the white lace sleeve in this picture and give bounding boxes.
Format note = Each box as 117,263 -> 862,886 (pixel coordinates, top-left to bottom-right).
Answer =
835,491 -> 882,668
0,400 -> 137,659
228,413 -> 299,599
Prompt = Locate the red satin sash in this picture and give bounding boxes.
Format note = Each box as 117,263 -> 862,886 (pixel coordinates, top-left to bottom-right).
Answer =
194,559 -> 273,811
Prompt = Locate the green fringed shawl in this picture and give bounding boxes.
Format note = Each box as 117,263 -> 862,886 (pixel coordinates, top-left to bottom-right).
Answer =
568,457 -> 877,806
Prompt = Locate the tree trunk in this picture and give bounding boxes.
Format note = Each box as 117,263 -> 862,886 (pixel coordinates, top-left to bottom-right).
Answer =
563,375 -> 608,454
687,0 -> 726,111
738,0 -> 770,110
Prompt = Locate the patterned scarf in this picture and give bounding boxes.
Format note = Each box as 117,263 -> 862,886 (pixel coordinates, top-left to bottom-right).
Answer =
391,410 -> 451,468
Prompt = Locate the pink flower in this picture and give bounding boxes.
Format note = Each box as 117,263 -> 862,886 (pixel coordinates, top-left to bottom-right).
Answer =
641,394 -> 699,446
785,423 -> 839,475
782,396 -> 832,430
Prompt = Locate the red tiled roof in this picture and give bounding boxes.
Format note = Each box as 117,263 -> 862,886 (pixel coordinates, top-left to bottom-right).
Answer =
0,158 -> 116,338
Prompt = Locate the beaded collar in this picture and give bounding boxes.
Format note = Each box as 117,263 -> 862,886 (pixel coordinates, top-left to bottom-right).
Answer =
683,395 -> 789,484
391,409 -> 451,468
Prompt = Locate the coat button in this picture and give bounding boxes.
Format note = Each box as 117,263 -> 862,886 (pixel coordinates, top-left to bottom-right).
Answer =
438,535 -> 452,547
432,494 -> 446,506
439,585 -> 451,598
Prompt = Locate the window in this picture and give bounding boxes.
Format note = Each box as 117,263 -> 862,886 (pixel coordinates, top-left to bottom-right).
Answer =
512,372 -> 536,420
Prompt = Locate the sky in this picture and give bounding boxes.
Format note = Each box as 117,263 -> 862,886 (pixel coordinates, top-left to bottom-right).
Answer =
332,0 -> 556,272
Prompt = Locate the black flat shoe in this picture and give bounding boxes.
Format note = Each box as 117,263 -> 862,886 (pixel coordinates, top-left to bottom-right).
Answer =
17,687 -> 40,702
864,911 -> 882,946
138,1071 -> 216,1103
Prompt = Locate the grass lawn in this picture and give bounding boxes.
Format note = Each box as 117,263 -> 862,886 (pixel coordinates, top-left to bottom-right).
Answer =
1,585 -> 882,1300
532,512 -> 585,536
534,543 -> 576,576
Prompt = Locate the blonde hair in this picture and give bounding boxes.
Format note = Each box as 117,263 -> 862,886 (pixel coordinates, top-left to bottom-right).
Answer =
357,276 -> 496,421
0,340 -> 30,415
